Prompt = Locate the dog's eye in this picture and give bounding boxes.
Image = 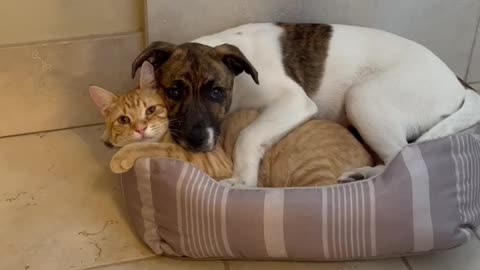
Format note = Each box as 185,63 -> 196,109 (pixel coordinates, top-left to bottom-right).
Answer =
118,115 -> 130,124
209,87 -> 225,102
166,87 -> 183,101
145,106 -> 156,115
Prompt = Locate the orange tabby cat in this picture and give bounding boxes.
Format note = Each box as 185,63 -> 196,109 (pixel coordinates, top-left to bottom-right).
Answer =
90,61 -> 373,187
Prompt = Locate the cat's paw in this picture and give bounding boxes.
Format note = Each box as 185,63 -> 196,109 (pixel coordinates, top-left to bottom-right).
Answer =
338,165 -> 385,183
110,152 -> 136,173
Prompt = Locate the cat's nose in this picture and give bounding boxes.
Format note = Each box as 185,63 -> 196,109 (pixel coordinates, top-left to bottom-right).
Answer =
135,126 -> 147,136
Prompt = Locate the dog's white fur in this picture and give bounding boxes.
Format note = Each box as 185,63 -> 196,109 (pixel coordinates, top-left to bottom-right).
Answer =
193,23 -> 480,187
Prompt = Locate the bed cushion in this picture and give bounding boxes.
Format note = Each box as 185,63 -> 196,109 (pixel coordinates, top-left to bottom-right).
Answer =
120,124 -> 480,260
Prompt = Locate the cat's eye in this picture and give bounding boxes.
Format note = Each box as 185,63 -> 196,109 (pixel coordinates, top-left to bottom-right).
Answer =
146,106 -> 156,115
118,116 -> 130,124
208,87 -> 225,103
166,86 -> 184,101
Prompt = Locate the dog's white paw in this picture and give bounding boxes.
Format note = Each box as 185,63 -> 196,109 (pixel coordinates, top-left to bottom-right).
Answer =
338,165 -> 386,183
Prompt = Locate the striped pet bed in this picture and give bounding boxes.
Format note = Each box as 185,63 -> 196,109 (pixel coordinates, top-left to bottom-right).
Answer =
120,124 -> 480,261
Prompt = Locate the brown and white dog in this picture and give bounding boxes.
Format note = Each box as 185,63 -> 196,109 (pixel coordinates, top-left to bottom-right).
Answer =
132,23 -> 480,187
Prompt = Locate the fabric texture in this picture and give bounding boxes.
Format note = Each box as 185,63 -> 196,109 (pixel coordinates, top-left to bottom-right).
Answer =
121,124 -> 480,260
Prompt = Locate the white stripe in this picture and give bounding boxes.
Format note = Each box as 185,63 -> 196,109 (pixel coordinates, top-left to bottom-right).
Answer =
360,183 -> 366,257
220,188 -> 234,256
175,164 -> 189,254
368,180 -> 377,256
263,189 -> 288,257
182,168 -> 194,256
135,159 -> 163,254
321,188 -> 330,259
402,146 -> 434,252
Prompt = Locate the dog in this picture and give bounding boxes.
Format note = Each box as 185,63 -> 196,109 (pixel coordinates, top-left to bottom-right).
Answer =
131,23 -> 480,187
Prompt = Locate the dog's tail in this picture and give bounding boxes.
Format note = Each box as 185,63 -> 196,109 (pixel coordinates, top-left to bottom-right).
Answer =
417,88 -> 480,142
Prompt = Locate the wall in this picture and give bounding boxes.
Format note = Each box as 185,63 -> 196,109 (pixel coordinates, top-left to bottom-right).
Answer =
0,0 -> 144,137
146,0 -> 480,83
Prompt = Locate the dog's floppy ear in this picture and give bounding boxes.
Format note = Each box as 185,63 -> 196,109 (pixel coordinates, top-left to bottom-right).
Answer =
215,44 -> 259,85
131,41 -> 176,78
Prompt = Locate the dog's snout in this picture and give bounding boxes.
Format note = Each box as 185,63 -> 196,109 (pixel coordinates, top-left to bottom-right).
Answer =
186,125 -> 207,148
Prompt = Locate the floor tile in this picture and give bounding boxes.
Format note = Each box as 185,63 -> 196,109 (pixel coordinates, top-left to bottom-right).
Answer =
227,258 -> 408,270
89,257 -> 224,270
0,32 -> 142,137
0,126 -> 153,270
406,237 -> 480,270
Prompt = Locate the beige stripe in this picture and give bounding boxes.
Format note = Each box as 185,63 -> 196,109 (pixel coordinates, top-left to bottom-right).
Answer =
402,146 -> 434,252
175,164 -> 189,254
321,188 -> 330,259
263,189 -> 287,257
136,158 -> 162,254
220,188 -> 234,257
368,180 -> 377,256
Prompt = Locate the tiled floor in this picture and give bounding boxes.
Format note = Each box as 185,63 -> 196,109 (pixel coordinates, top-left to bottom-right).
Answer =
1,125 -> 479,270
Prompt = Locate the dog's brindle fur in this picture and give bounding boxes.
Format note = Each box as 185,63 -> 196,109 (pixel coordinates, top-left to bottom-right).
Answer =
133,42 -> 258,151
277,23 -> 333,97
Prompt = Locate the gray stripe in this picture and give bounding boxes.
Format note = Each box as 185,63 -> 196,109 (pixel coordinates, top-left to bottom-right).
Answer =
175,164 -> 189,254
402,146 -> 434,252
321,188 -> 330,259
221,188 -> 233,257
368,180 -> 376,256
135,158 -> 163,254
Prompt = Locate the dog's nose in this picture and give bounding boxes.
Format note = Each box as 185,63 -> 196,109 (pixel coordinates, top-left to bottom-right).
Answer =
186,131 -> 206,148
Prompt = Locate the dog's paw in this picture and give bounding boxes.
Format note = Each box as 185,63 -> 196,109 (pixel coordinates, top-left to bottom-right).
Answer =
338,165 -> 386,183
218,177 -> 255,188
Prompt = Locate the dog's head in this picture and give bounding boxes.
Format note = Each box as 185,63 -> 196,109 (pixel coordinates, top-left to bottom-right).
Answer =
131,42 -> 259,152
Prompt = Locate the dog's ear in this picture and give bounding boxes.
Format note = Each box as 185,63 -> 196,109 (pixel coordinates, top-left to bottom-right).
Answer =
215,44 -> 259,85
131,41 -> 176,78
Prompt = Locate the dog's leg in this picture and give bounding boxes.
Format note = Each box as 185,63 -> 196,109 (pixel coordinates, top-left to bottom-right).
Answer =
225,92 -> 318,187
338,78 -> 410,180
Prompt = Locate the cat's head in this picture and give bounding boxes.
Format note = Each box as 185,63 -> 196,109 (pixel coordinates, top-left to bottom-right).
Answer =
89,61 -> 168,147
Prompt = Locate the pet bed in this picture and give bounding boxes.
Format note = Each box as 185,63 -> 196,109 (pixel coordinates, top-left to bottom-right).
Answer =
120,124 -> 480,261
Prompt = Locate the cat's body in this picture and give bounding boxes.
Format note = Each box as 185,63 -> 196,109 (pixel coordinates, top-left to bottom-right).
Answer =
91,61 -> 373,187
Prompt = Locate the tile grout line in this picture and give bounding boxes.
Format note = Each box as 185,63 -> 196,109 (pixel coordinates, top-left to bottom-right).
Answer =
0,123 -> 104,139
0,31 -> 143,49
464,5 -> 480,81
401,257 -> 414,270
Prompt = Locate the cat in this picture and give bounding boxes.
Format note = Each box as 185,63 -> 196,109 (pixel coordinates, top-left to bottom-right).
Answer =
90,61 -> 373,187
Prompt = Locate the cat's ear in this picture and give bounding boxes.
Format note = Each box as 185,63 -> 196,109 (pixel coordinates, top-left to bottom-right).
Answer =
139,61 -> 157,89
89,85 -> 117,117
